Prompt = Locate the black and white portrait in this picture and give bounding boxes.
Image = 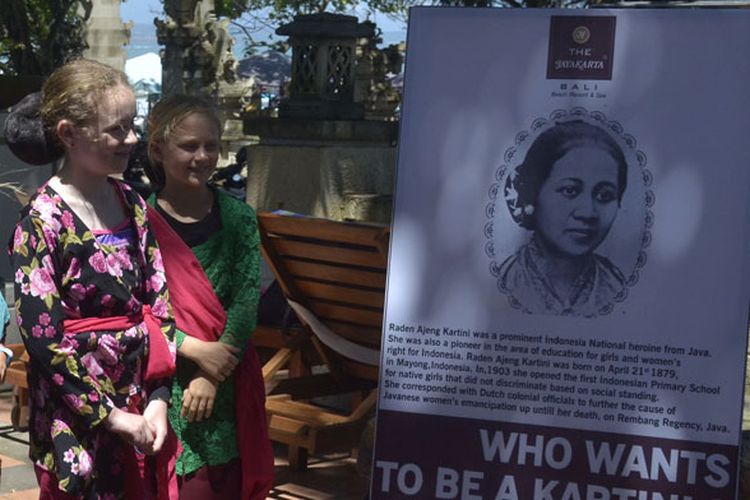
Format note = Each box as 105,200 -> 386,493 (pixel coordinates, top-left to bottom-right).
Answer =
487,110 -> 654,317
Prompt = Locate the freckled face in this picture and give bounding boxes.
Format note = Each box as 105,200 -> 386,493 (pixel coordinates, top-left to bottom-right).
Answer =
534,147 -> 620,257
74,85 -> 137,176
158,113 -> 220,191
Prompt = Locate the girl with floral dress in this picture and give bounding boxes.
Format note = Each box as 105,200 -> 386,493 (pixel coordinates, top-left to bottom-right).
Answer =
144,94 -> 273,499
8,59 -> 176,499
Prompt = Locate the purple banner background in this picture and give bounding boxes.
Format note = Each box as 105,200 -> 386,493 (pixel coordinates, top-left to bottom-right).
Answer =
372,410 -> 738,499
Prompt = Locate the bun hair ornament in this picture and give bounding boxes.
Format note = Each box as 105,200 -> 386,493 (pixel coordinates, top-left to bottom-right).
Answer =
4,92 -> 62,165
504,171 -> 534,229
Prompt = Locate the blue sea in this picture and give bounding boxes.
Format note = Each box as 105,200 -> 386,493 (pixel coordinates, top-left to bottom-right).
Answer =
128,23 -> 160,59
127,22 -> 406,60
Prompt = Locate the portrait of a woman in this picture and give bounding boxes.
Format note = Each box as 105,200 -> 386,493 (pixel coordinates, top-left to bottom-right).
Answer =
497,120 -> 629,317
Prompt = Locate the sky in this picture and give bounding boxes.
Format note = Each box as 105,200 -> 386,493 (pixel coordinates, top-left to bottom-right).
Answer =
121,0 -> 164,24
120,0 -> 407,39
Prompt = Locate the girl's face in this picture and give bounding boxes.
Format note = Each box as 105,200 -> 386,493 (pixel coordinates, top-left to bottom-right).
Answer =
534,146 -> 620,257
156,112 -> 220,191
71,85 -> 137,176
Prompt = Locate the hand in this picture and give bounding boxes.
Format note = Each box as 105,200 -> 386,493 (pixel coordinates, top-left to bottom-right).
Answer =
0,352 -> 7,383
105,407 -> 155,452
194,341 -> 239,382
142,400 -> 168,455
182,372 -> 217,423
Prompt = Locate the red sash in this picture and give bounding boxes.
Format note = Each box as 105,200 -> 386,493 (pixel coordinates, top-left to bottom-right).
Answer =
63,304 -> 175,381
147,205 -> 274,500
64,306 -> 178,500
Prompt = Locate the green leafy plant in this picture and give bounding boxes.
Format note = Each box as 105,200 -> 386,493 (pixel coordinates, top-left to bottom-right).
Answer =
0,0 -> 93,76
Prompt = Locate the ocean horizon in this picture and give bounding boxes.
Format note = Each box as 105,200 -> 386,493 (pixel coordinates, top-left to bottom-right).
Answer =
127,22 -> 406,60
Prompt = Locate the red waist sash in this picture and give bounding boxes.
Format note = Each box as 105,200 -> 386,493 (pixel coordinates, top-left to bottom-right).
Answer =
63,305 -> 178,500
63,304 -> 175,381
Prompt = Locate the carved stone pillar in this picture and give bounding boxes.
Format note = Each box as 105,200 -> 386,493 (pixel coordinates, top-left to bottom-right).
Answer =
82,0 -> 131,71
156,0 -> 236,98
354,30 -> 404,121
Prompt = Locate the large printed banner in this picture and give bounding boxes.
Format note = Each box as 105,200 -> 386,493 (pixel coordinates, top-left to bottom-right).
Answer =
373,8 -> 750,499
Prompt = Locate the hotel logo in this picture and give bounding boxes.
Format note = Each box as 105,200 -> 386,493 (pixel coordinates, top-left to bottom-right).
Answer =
547,16 -> 616,80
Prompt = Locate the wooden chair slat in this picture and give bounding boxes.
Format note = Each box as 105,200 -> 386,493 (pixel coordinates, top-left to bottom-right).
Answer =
4,365 -> 27,388
269,373 -> 376,400
309,301 -> 383,328
340,360 -> 380,381
273,239 -> 386,268
296,279 -> 385,309
252,325 -> 287,349
267,415 -> 311,438
285,259 -> 386,288
261,214 -> 388,246
266,399 -> 350,425
4,344 -> 29,430
323,320 -> 381,347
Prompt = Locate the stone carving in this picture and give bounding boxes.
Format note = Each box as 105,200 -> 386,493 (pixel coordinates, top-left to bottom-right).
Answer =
277,13 -> 375,120
354,29 -> 403,121
156,0 -> 237,97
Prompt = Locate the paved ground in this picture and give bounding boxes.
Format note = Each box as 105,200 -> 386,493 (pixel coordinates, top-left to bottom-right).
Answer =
0,389 -> 369,499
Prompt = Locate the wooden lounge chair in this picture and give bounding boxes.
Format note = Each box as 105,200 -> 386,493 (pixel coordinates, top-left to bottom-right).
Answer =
4,344 -> 29,431
258,212 -> 388,470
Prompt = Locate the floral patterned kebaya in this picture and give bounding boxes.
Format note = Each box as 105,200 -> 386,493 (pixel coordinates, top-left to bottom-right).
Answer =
10,180 -> 175,498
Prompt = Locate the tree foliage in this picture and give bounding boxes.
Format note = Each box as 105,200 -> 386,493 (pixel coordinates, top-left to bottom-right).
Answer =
429,0 -> 606,7
0,0 -> 92,76
217,0 -> 405,23
213,0 -> 607,55
214,0 -> 407,56
217,0 -> 604,24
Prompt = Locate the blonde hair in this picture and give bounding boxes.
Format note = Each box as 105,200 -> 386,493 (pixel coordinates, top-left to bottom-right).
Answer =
40,59 -> 130,157
146,94 -> 222,190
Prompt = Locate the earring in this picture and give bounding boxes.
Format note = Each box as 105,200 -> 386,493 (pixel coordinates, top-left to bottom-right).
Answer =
523,205 -> 534,216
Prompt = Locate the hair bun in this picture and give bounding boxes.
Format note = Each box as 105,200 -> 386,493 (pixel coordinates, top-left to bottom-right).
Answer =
4,92 -> 61,165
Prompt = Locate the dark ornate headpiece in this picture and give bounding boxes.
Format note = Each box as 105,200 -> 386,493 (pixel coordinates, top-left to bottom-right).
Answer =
4,92 -> 61,165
